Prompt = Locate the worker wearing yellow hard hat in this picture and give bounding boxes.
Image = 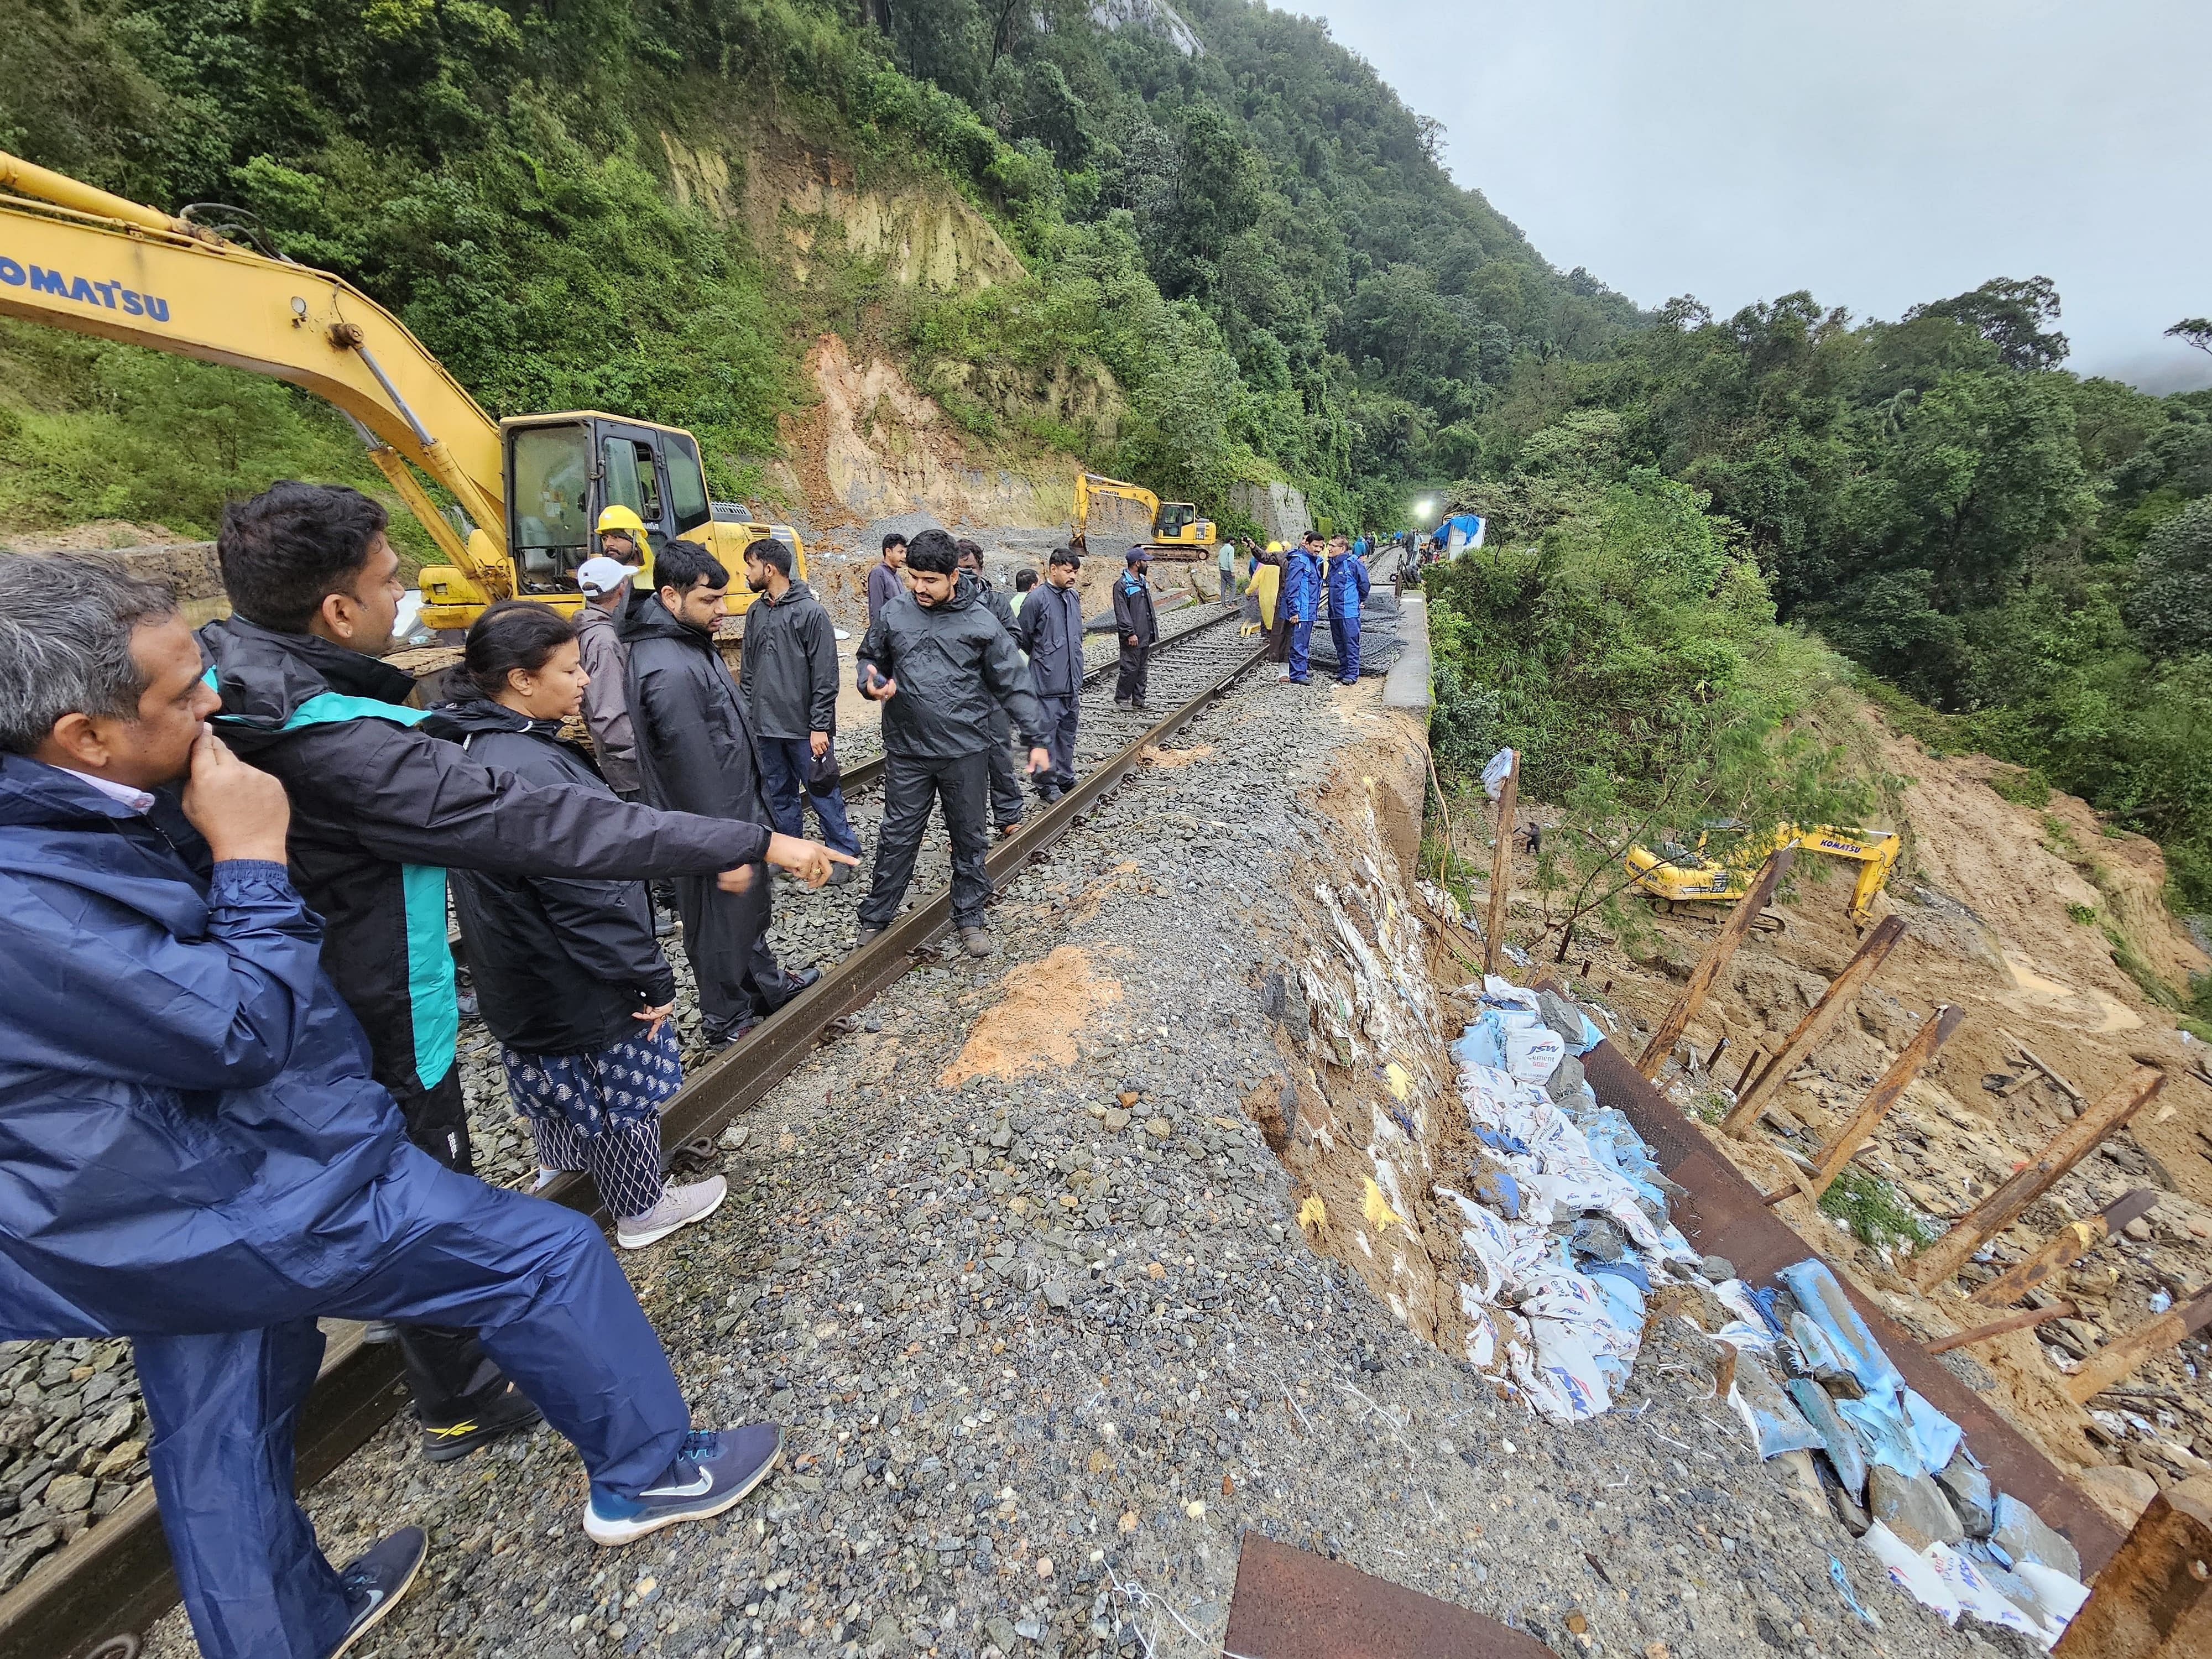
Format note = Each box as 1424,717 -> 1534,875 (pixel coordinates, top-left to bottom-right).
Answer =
597,504 -> 647,562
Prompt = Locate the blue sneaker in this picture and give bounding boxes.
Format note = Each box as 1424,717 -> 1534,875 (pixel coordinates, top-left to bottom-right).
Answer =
583,1426 -> 782,1546
325,1526 -> 427,1658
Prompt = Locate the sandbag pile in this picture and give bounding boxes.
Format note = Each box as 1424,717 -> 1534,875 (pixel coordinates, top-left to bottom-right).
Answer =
1720,1256 -> 2090,1647
1437,977 -> 1710,1420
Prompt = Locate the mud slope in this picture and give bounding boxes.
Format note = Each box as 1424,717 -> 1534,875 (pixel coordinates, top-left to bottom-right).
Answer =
1478,694 -> 2212,1528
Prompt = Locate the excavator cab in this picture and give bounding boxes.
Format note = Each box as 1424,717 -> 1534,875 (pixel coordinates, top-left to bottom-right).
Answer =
476,413 -> 800,623
1151,500 -> 1214,550
502,415 -> 713,598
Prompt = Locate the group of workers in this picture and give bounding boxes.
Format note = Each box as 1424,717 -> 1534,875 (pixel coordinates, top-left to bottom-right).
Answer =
1239,528 -> 1374,686
0,484 -> 1365,1659
0,482 -> 857,1659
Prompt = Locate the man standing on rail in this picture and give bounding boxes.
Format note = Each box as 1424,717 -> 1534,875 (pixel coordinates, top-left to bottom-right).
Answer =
853,529 -> 1050,958
627,541 -> 829,1045
200,483 -> 844,1464
1112,546 -> 1159,712
956,538 -> 1025,838
1325,529 -> 1371,685
1015,545 -> 1083,803
867,530 -> 908,627
740,535 -> 860,882
1280,529 -> 1324,686
0,555 -> 788,1659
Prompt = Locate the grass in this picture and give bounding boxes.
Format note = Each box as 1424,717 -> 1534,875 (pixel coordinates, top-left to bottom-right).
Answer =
2067,902 -> 2099,926
1988,766 -> 2052,808
1818,1166 -> 1940,1253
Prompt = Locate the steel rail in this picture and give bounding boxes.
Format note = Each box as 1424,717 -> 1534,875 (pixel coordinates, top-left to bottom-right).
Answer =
2,635 -> 1266,1659
832,597 -> 1246,796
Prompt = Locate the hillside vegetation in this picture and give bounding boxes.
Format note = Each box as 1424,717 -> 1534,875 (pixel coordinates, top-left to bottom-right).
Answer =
2,0 -> 2206,952
0,0 -> 1622,539
1432,283 -> 2212,943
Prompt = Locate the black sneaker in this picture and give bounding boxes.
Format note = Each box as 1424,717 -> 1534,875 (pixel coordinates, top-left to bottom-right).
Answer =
418,1380 -> 541,1464
326,1526 -> 427,1658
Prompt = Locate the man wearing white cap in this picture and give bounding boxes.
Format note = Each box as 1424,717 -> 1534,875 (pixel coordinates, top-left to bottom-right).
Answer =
575,550 -> 643,797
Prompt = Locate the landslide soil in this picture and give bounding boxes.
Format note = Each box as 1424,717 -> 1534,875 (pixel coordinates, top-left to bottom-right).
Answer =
1474,695 -> 2212,1530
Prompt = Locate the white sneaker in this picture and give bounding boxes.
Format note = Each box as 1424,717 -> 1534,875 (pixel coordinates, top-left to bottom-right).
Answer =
616,1176 -> 728,1249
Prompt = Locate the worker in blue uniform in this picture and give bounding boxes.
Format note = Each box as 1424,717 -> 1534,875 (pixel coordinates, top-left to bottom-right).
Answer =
1280,529 -> 1325,685
1326,530 -> 1372,684
0,556 -> 781,1659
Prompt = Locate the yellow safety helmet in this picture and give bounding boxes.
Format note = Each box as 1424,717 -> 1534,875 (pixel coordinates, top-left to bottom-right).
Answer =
597,504 -> 646,537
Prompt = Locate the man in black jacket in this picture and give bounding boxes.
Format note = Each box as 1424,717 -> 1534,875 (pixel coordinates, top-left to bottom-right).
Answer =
627,541 -> 830,1045
854,530 -> 1050,958
739,538 -> 859,880
1113,546 -> 1160,711
202,482 -> 841,1460
956,538 -> 1024,836
1014,545 -> 1084,802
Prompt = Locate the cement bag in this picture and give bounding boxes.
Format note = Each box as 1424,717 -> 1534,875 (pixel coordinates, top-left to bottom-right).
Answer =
2014,1561 -> 2089,1628
1726,1350 -> 1825,1459
1511,1323 -> 1612,1422
1861,1523 -> 1961,1624
1450,1022 -> 1507,1074
1924,1542 -> 2055,1647
1505,1024 -> 1566,1084
1479,978 -> 1542,1025
1438,1188 -> 1516,1301
1779,1258 -> 1905,1397
1457,1288 -> 1501,1369
1837,1386 -> 1926,1477
1903,1387 -> 1965,1475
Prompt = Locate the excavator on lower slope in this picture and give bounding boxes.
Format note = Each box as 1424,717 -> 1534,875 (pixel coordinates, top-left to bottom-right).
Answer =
0,150 -> 798,629
1624,823 -> 1903,926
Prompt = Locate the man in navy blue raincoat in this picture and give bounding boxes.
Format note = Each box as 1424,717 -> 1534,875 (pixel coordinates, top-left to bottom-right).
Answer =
0,557 -> 780,1659
1280,530 -> 1325,685
1324,531 -> 1371,685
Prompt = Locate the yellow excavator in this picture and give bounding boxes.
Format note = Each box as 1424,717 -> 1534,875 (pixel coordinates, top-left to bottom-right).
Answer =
1624,824 -> 1902,925
1072,472 -> 1217,561
0,150 -> 799,629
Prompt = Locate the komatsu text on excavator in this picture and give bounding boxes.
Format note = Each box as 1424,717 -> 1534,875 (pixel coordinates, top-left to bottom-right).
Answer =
0,150 -> 798,629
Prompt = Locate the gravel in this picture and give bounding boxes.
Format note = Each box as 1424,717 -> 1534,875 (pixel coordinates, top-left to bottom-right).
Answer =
113,663 -> 2029,1659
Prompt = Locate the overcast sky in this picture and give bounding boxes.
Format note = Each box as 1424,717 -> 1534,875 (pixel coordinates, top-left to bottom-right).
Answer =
1299,0 -> 2212,390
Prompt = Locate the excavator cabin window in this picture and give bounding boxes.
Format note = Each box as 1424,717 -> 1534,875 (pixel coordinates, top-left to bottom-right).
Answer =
510,424 -> 592,593
1155,502 -> 1196,538
508,420 -> 716,592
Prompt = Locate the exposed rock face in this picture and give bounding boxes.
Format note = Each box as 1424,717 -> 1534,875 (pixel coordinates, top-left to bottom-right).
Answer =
1091,0 -> 1203,56
1229,481 -> 1311,544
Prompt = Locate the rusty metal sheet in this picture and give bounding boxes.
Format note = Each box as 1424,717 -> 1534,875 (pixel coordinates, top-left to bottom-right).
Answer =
1223,1534 -> 1555,1659
2052,1491 -> 2212,1656
1577,1033 -> 2125,1573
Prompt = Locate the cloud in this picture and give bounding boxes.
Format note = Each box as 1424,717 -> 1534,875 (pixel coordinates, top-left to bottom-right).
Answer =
1301,0 -> 2212,390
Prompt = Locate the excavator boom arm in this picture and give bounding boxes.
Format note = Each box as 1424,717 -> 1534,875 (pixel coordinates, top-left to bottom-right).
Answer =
0,153 -> 509,592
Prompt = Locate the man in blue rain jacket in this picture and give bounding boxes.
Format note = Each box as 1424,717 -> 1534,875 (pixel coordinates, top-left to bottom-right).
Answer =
0,557 -> 781,1659
1324,530 -> 1372,685
1280,529 -> 1325,685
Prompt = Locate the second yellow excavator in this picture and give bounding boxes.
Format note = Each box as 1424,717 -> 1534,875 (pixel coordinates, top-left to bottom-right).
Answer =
1071,473 -> 1218,561
1623,824 -> 1902,925
0,150 -> 798,629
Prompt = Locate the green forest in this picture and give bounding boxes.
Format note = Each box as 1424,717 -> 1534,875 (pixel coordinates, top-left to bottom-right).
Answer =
1,0 -> 2206,954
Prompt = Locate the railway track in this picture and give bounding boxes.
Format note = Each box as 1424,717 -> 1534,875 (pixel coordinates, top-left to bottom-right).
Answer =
0,611 -> 1266,1659
829,595 -> 1248,794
